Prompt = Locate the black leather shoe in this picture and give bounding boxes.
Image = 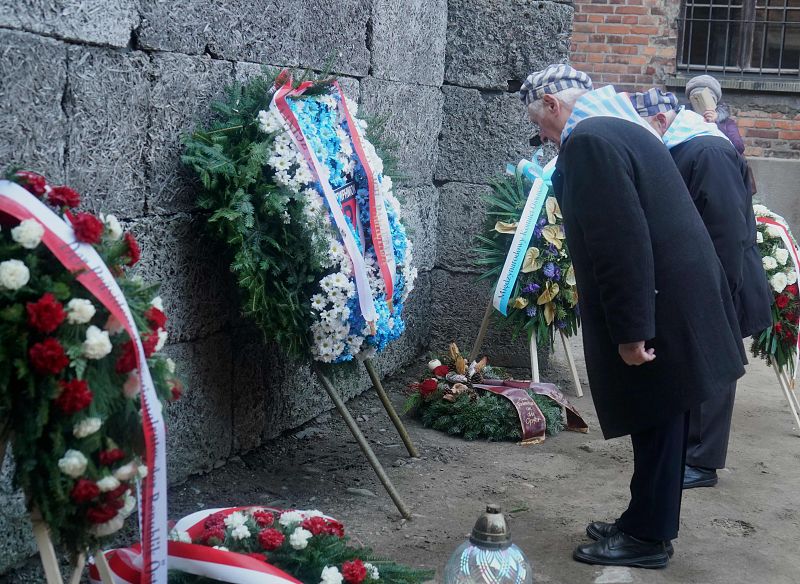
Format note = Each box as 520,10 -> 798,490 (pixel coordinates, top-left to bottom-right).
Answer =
683,465 -> 718,489
586,522 -> 674,557
573,530 -> 669,569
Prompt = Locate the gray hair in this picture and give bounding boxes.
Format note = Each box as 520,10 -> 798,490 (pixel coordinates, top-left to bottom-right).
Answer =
527,87 -> 588,117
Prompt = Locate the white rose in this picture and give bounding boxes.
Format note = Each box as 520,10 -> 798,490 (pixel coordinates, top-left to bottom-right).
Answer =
113,461 -> 138,481
279,511 -> 304,527
364,563 -> 380,580
771,271 -> 788,293
58,450 -> 88,478
82,325 -> 112,360
787,270 -> 798,285
66,298 -> 96,324
73,417 -> 102,438
101,213 -> 123,241
766,225 -> 784,239
289,527 -> 312,550
763,256 -> 778,271
89,515 -> 125,537
97,476 -> 121,493
320,566 -> 344,584
155,329 -> 168,352
169,529 -> 192,543
11,219 -> 44,249
427,359 -> 442,371
757,231 -> 764,244
231,525 -> 251,540
0,259 -> 30,290
165,358 -> 176,374
775,248 -> 790,265
224,511 -> 247,529
150,296 -> 164,311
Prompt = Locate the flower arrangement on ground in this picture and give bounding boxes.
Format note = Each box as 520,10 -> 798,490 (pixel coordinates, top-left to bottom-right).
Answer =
183,71 -> 416,364
751,203 -> 800,375
475,171 -> 579,349
0,170 -> 181,553
165,507 -> 431,584
403,343 -> 569,442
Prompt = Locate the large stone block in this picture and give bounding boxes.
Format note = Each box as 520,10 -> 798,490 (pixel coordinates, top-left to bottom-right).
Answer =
370,0 -> 447,86
162,335 -> 234,483
445,0 -> 573,90
430,269 -> 529,366
359,78 -> 443,186
436,85 -> 530,185
137,0 -> 298,65
396,185 -> 439,272
66,47 -> 149,217
0,30 -> 66,182
129,213 -> 240,343
0,455 -> 35,574
148,53 -> 234,214
0,0 -> 137,47
298,0 -> 371,77
436,181 -> 493,273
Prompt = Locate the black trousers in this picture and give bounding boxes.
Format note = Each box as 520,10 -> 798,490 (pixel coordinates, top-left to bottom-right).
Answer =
616,411 -> 689,542
686,381 -> 736,469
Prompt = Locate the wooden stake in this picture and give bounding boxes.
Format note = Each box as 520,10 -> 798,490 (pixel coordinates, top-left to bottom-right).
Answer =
363,359 -> 419,458
773,362 -> 800,436
778,367 -> 800,426
468,299 -> 495,363
559,330 -> 584,398
30,509 -> 64,584
94,551 -> 115,584
529,333 -> 540,383
68,554 -> 86,584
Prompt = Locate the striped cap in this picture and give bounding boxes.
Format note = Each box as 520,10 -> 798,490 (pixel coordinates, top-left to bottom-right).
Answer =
629,88 -> 679,117
519,64 -> 593,105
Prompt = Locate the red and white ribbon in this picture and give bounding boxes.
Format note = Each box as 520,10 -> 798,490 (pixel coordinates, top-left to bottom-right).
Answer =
0,180 -> 168,584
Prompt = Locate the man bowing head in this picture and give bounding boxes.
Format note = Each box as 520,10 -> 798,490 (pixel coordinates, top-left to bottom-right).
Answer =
521,65 -> 747,569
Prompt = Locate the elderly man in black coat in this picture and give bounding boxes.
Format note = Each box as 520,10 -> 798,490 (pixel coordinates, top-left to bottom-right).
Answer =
521,65 -> 747,569
630,89 -> 772,489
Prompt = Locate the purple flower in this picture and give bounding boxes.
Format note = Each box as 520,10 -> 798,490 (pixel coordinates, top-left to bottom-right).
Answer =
556,320 -> 567,329
526,306 -> 538,317
523,282 -> 540,295
543,262 -> 561,281
538,217 -> 547,227
547,243 -> 558,256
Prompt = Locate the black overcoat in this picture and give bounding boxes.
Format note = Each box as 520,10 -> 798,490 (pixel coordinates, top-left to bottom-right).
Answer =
670,136 -> 772,338
553,117 -> 746,439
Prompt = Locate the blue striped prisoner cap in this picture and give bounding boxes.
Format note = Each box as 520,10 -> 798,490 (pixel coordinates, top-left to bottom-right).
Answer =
629,88 -> 679,117
519,64 -> 593,105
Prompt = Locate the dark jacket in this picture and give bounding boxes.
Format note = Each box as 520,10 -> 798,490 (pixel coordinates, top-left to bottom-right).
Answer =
553,117 -> 746,439
670,136 -> 772,338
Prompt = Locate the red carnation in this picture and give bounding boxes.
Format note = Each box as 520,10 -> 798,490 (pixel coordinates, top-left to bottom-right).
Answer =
67,211 -> 104,244
301,516 -> 344,538
776,294 -> 790,310
29,338 -> 70,375
253,510 -> 275,528
258,528 -> 285,551
55,379 -> 93,415
204,512 -> 227,529
26,293 -> 66,334
123,232 -> 140,266
419,378 -> 438,397
786,330 -> 797,344
169,379 -> 183,402
87,504 -> 118,524
199,526 -> 226,545
774,322 -> 784,335
115,341 -> 137,374
787,284 -> 799,297
70,479 -> 100,504
48,185 -> 81,208
15,171 -> 47,196
433,365 -> 450,377
99,448 -> 126,467
142,331 -> 159,358
145,306 -> 168,330
342,559 -> 368,584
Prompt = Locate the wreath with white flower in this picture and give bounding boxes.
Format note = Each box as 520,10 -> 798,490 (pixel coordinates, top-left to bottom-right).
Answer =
183,71 -> 416,363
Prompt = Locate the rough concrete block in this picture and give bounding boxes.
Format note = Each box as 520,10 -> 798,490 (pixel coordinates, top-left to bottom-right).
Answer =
66,47 -> 149,217
137,0 -> 298,65
436,85 -> 530,185
298,0 -> 371,77
445,0 -> 573,90
359,78 -> 443,186
430,269 -> 529,366
396,186 -> 439,272
0,455 -> 35,574
750,157 -> 800,230
0,0 -> 138,47
162,335 -> 234,483
370,0 -> 447,86
148,53 -> 233,214
0,30 -> 66,182
436,181 -> 493,273
129,213 -> 240,343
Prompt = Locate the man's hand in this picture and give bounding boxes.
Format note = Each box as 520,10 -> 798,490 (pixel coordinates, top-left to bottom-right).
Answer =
618,341 -> 655,366
703,109 -> 718,123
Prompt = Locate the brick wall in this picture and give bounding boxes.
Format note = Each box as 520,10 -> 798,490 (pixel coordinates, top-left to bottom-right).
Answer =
570,0 -> 800,159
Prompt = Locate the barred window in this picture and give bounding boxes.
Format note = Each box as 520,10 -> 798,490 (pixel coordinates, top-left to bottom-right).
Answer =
679,0 -> 800,76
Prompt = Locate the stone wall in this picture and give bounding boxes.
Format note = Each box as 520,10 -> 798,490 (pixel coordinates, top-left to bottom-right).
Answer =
0,0 -> 572,572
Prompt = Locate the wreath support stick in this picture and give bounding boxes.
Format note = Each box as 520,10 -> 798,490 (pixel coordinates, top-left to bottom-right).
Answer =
774,362 -> 800,436
559,330 -> 583,397
363,359 -> 419,458
468,299 -> 494,362
93,551 -> 115,584
30,508 -> 64,584
67,554 -> 86,584
312,364 -> 412,519
529,333 -> 540,383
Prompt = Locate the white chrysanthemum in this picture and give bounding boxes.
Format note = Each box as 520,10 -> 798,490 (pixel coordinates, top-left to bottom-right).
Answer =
311,294 -> 327,311
772,271 -> 788,293
151,296 -> 164,311
753,204 -> 770,215
155,329 -> 168,352
66,298 -> 96,324
279,510 -> 304,527
270,155 -> 293,172
90,515 -> 125,537
231,525 -> 251,540
224,511 -> 247,529
757,231 -> 764,244
257,109 -> 283,134
120,494 -> 137,518
114,461 -> 138,481
165,357 -> 176,374
787,270 -> 798,285
766,225 -> 784,239
364,563 -> 380,580
82,325 -> 113,360
58,450 -> 88,478
320,566 -> 344,584
169,529 -> 192,543
97,476 -> 121,493
775,248 -> 790,265
275,170 -> 292,186
289,527 -> 313,550
344,96 -> 359,116
763,256 -> 778,271
73,417 -> 102,439
11,219 -> 45,249
0,259 -> 30,290
100,213 -> 123,241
